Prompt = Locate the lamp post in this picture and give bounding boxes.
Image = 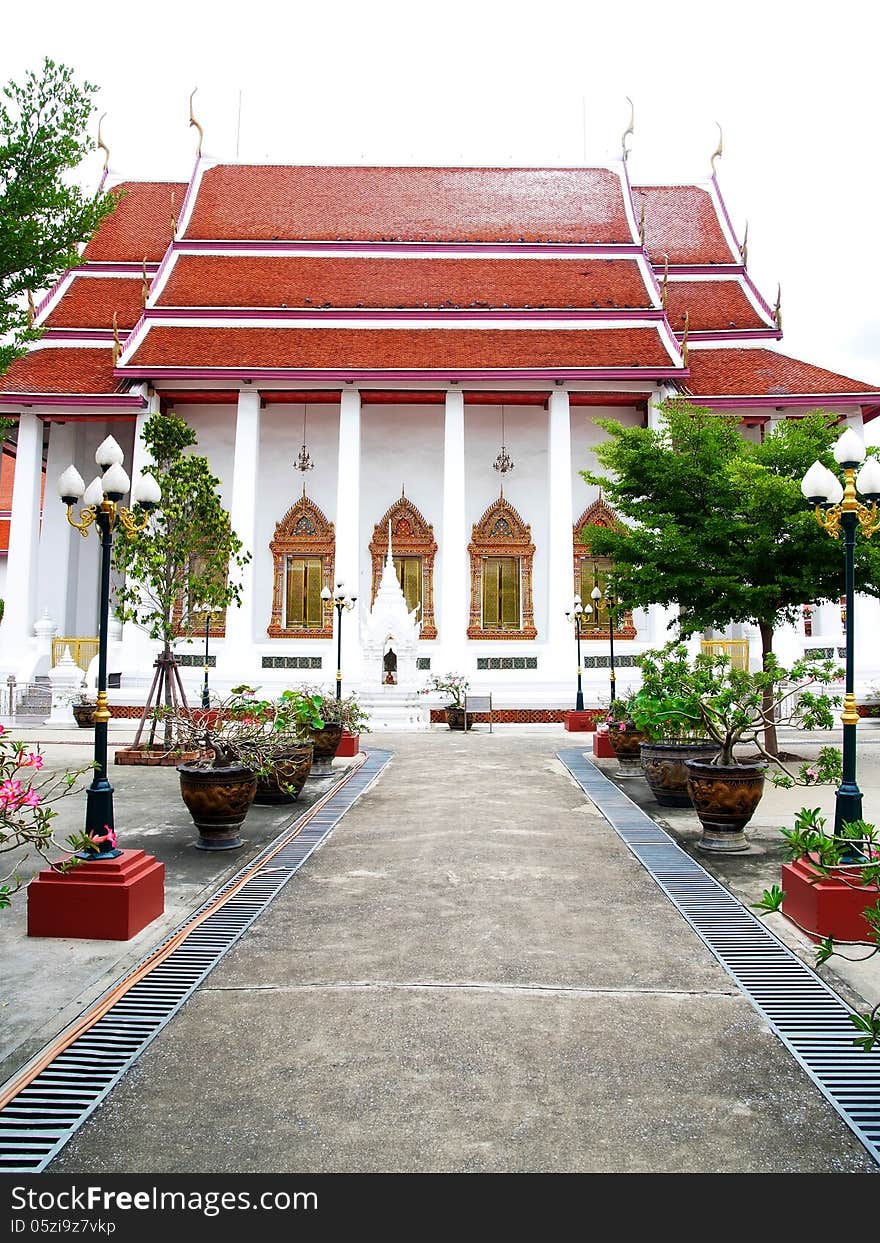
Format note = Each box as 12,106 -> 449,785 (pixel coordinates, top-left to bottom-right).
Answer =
801,429 -> 880,835
592,579 -> 619,703
322,580 -> 357,701
195,605 -> 213,710
57,438 -> 161,857
564,596 -> 592,711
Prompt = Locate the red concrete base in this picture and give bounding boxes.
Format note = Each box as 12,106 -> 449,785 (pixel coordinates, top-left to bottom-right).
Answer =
781,857 -> 879,944
27,849 -> 165,941
592,730 -> 616,759
563,710 -> 597,733
335,731 -> 360,758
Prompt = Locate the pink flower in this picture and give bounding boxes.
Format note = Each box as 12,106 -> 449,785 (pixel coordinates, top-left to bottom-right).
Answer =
0,778 -> 22,808
19,752 -> 43,770
0,723 -> 5,736
91,825 -> 118,850
618,722 -> 627,732
21,788 -> 41,808
804,766 -> 819,782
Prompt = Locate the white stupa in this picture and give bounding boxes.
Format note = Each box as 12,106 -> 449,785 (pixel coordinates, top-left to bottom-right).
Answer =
359,522 -> 429,729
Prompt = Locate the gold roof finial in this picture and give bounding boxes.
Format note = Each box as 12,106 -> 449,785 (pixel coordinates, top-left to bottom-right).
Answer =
26,289 -> 36,327
189,89 -> 204,157
773,283 -> 782,331
638,199 -> 646,247
112,311 -> 122,365
170,190 -> 178,239
621,96 -> 634,162
97,113 -> 110,174
681,310 -> 690,366
710,122 -> 723,173
740,220 -> 749,267
660,254 -> 669,310
141,256 -> 150,306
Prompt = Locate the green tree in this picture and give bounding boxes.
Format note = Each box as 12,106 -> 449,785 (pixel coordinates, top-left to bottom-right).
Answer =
112,411 -> 250,744
582,401 -> 880,754
0,58 -> 117,373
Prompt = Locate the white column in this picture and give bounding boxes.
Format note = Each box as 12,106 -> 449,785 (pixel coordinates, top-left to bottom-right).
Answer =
38,421 -> 76,633
547,389 -> 574,680
121,410 -> 158,675
440,389 -> 467,670
1,412 -> 43,669
335,387 -> 362,688
219,389 -> 261,676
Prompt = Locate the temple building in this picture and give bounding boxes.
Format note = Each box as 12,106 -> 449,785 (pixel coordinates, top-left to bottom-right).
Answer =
1,152 -> 879,718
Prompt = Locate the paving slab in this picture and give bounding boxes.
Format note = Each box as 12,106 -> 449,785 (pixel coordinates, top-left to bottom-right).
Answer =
49,730 -> 877,1173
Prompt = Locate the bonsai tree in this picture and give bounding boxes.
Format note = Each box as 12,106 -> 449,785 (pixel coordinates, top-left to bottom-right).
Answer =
295,685 -> 372,735
423,672 -> 469,708
633,641 -> 843,779
113,410 -> 250,748
582,401 -> 880,755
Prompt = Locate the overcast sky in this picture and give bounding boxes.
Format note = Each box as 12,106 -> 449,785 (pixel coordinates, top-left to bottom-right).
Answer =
6,0 -> 880,427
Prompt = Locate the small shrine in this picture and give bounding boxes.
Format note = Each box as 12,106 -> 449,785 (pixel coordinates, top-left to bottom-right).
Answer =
361,523 -> 422,689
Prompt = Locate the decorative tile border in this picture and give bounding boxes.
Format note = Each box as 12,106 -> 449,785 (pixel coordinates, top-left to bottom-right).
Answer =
476,657 -> 538,671
429,706 -> 604,724
582,654 -> 639,669
416,657 -> 431,671
261,656 -> 323,669
805,647 -> 846,660
175,654 -> 216,668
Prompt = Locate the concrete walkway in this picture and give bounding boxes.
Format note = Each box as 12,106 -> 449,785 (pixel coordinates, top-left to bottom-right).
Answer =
50,730 -> 877,1173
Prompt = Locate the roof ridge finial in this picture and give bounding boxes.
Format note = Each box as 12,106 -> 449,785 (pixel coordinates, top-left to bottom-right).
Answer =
681,310 -> 690,366
773,283 -> 782,331
142,256 -> 150,307
621,96 -> 634,162
660,254 -> 669,310
710,122 -> 723,174
112,311 -> 122,365
97,113 -> 110,175
740,220 -> 749,267
170,190 -> 177,240
26,289 -> 36,327
189,89 -> 204,157
638,198 -> 646,247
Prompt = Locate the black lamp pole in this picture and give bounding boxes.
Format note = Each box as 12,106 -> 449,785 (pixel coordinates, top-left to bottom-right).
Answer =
324,582 -> 357,702
565,599 -> 589,712
58,440 -> 159,858
607,588 -> 618,705
801,433 -> 880,837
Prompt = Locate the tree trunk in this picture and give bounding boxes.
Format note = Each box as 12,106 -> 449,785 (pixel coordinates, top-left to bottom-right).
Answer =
163,641 -> 173,750
758,620 -> 779,758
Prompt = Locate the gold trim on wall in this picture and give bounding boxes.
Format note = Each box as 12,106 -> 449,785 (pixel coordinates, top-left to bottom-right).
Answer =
268,495 -> 335,639
468,494 -> 537,640
369,495 -> 438,639
573,497 -> 637,641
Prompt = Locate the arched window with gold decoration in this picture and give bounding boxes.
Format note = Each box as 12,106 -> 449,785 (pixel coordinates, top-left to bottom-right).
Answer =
573,497 -> 637,640
468,495 -> 537,639
369,493 -> 437,639
268,494 -> 335,638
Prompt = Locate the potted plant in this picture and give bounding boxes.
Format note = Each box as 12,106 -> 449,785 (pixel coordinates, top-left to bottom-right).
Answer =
604,693 -> 646,776
227,686 -> 324,805
649,643 -> 843,853
295,687 -> 371,773
630,645 -> 719,806
174,703 -> 266,850
424,672 -> 471,730
71,689 -> 97,729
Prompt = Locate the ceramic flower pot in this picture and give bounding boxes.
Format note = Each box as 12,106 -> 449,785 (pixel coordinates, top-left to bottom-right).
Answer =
72,702 -> 96,728
608,722 -> 646,776
684,760 -> 766,852
640,740 -> 720,807
445,706 -> 472,731
177,761 -> 257,850
253,743 -> 314,804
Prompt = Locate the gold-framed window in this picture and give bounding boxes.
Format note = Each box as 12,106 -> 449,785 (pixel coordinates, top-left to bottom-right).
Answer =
285,555 -> 325,630
481,556 -> 520,630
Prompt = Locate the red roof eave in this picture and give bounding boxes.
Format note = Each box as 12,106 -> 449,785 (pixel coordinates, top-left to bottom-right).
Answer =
118,366 -> 687,383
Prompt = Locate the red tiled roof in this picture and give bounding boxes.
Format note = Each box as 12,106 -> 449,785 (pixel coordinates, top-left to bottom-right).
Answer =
0,348 -> 122,395
184,166 -> 633,244
158,254 -> 652,310
82,182 -> 186,263
665,280 -> 766,333
632,186 -> 737,265
125,326 -> 674,371
686,349 -> 880,397
45,276 -> 144,330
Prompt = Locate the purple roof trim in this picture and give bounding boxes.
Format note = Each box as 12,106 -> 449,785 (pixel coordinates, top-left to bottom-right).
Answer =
174,239 -> 646,258
692,393 -> 880,409
683,329 -> 783,343
117,365 -> 687,382
0,393 -> 146,408
145,307 -> 664,323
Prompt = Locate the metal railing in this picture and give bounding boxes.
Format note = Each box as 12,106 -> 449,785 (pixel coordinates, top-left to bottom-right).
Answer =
52,636 -> 99,672
700,639 -> 749,670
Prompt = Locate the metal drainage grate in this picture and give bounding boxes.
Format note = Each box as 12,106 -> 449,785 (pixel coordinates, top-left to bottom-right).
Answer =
0,749 -> 392,1173
558,747 -> 880,1166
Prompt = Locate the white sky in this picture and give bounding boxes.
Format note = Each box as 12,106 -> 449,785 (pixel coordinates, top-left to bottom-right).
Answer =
5,0 -> 880,429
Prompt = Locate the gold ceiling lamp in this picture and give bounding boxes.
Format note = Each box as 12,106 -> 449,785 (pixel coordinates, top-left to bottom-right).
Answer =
189,88 -> 204,157
493,404 -> 515,477
621,96 -> 634,162
710,122 -> 723,173
294,403 -> 315,476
